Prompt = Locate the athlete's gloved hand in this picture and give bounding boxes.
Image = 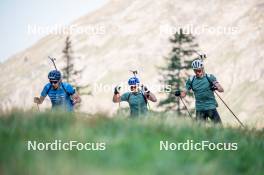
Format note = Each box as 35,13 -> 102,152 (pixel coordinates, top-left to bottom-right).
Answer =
114,86 -> 121,95
34,97 -> 41,104
175,90 -> 181,97
211,81 -> 218,91
142,85 -> 150,94
211,85 -> 218,91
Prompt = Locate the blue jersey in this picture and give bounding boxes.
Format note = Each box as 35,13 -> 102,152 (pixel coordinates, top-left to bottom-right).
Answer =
41,82 -> 75,111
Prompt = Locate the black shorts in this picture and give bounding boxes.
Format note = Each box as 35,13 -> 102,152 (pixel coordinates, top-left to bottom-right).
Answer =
196,109 -> 222,124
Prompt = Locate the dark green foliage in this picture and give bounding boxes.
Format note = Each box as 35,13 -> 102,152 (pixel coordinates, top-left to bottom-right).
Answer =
62,36 -> 91,97
159,29 -> 198,114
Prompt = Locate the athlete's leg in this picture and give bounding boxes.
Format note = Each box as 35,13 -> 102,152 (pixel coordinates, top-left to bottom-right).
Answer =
196,110 -> 207,122
208,109 -> 222,124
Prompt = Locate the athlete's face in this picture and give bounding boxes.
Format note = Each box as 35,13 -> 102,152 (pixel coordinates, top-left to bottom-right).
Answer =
130,85 -> 139,93
194,68 -> 204,78
50,80 -> 60,89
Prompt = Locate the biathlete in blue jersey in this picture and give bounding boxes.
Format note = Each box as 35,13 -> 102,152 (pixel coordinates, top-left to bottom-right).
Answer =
34,70 -> 81,112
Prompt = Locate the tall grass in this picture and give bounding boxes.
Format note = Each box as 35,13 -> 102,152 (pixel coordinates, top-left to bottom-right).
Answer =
0,111 -> 263,175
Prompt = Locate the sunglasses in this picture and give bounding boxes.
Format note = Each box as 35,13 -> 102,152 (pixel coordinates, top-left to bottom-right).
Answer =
194,69 -> 203,73
50,80 -> 59,84
130,85 -> 137,89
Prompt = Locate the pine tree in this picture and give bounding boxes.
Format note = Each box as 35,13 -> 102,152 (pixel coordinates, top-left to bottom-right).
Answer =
62,36 -> 91,106
159,29 -> 198,115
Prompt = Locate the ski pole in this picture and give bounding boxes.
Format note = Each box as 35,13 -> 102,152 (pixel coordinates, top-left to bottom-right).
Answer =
193,50 -> 206,59
147,102 -> 151,110
130,70 -> 138,77
145,95 -> 151,111
179,96 -> 192,119
36,103 -> 40,112
140,84 -> 152,111
114,86 -> 121,111
214,91 -> 245,128
48,56 -> 58,70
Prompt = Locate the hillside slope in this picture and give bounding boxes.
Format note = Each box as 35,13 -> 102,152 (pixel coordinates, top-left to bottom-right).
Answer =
0,0 -> 263,126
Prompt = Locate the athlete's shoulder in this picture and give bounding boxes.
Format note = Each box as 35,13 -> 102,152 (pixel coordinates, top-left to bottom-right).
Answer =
188,75 -> 196,82
61,82 -> 71,87
120,92 -> 130,101
206,73 -> 216,79
44,83 -> 52,89
61,82 -> 75,94
41,83 -> 52,96
122,92 -> 130,97
61,82 -> 74,89
206,73 -> 214,77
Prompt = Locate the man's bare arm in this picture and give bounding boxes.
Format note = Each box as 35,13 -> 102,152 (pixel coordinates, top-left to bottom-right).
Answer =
145,92 -> 157,102
113,94 -> 121,103
214,82 -> 224,92
34,96 -> 45,104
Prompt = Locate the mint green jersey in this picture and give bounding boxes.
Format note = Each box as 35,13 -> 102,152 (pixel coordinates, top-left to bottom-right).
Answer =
185,74 -> 218,111
121,91 -> 148,117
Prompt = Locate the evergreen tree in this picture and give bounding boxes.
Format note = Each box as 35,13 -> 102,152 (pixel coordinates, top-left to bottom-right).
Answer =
159,29 -> 199,115
62,36 -> 91,107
